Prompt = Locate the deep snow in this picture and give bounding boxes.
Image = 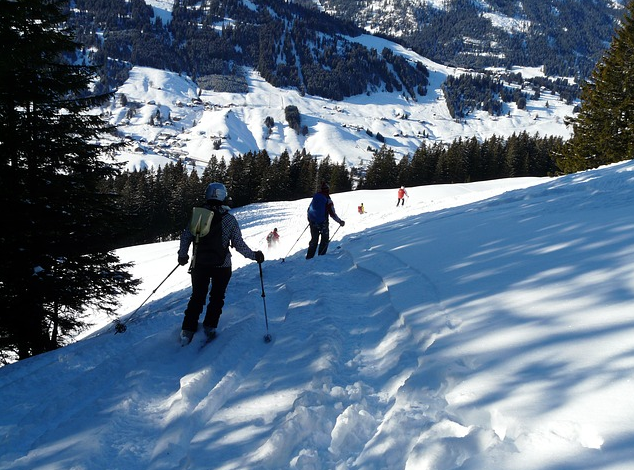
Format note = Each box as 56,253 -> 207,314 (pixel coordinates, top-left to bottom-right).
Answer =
104,39 -> 575,173
2,161 -> 634,469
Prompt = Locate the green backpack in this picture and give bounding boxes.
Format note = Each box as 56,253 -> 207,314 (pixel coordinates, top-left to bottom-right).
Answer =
189,207 -> 226,268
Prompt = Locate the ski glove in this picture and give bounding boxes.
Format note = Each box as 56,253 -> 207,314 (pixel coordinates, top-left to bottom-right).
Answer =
178,255 -> 189,266
255,251 -> 265,264
340,220 -> 346,227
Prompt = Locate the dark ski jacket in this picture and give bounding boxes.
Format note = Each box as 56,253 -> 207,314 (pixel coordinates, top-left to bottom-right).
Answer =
307,190 -> 343,226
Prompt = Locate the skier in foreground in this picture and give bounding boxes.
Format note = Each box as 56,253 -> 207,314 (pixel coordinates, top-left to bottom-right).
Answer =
177,182 -> 265,345
306,181 -> 345,259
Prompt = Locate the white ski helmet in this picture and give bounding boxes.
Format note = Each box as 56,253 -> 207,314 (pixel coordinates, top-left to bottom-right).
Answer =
205,182 -> 228,203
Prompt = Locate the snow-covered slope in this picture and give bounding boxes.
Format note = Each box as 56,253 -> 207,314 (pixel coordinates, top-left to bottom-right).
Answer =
2,161 -> 634,469
102,34 -> 576,172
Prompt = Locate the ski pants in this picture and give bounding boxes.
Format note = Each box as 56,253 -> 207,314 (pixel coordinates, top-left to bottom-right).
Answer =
397,197 -> 405,206
306,221 -> 329,259
182,265 -> 232,332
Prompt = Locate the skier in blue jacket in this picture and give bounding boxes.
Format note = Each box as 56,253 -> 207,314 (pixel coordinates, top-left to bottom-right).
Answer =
306,182 -> 345,259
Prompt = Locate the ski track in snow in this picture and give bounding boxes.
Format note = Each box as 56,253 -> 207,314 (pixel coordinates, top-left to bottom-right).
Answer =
0,235 -> 558,470
69,238 -> 464,470
3,165 -> 634,469
175,237 -> 467,469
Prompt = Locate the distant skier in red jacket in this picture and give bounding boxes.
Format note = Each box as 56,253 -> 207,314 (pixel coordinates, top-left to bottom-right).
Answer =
397,186 -> 408,206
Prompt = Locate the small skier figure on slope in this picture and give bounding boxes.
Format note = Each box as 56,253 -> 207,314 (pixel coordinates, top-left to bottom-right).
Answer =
266,228 -> 280,248
396,186 -> 409,206
306,181 -> 345,259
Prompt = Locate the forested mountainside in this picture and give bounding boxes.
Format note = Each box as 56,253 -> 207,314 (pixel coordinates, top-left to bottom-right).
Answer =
71,0 -> 429,101
318,0 -> 625,79
71,0 -> 623,101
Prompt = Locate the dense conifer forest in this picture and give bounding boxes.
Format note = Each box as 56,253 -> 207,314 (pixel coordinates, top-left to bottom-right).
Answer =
323,0 -> 623,79
558,1 -> 634,173
442,73 -> 580,119
1,0 -> 140,360
102,131 -> 563,248
70,0 -> 430,102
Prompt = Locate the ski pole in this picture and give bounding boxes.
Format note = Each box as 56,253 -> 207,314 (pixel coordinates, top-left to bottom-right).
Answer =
281,223 -> 309,262
328,202 -> 348,244
114,263 -> 181,334
329,223 -> 342,243
258,262 -> 272,343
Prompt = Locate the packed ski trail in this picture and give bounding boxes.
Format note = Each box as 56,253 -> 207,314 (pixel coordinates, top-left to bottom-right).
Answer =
2,162 -> 634,469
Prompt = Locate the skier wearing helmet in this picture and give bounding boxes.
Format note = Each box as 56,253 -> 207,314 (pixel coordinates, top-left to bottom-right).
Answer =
306,181 -> 345,259
177,182 -> 264,345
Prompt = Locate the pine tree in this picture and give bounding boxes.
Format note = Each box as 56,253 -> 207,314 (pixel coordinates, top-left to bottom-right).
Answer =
202,155 -> 228,184
289,149 -> 318,198
263,151 -> 292,201
0,0 -> 140,361
410,144 -> 439,185
481,134 -> 506,180
363,146 -> 398,189
396,155 -> 411,186
559,1 -> 634,173
328,159 -> 353,193
226,154 -> 249,206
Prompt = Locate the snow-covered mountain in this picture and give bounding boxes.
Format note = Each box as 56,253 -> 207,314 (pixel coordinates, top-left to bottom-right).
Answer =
318,0 -> 624,77
136,0 -> 623,80
103,35 -> 575,173
2,161 -> 634,469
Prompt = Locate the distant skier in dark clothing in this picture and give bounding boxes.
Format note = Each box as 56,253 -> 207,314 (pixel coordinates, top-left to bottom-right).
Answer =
177,182 -> 264,345
306,182 -> 345,259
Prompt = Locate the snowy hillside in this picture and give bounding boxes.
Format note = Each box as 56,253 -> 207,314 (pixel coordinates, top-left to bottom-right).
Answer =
2,161 -> 634,469
102,34 -> 576,173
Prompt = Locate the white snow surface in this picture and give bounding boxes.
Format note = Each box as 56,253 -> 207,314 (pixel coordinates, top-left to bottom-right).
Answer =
145,0 -> 173,24
2,160 -> 634,469
104,33 -> 576,173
